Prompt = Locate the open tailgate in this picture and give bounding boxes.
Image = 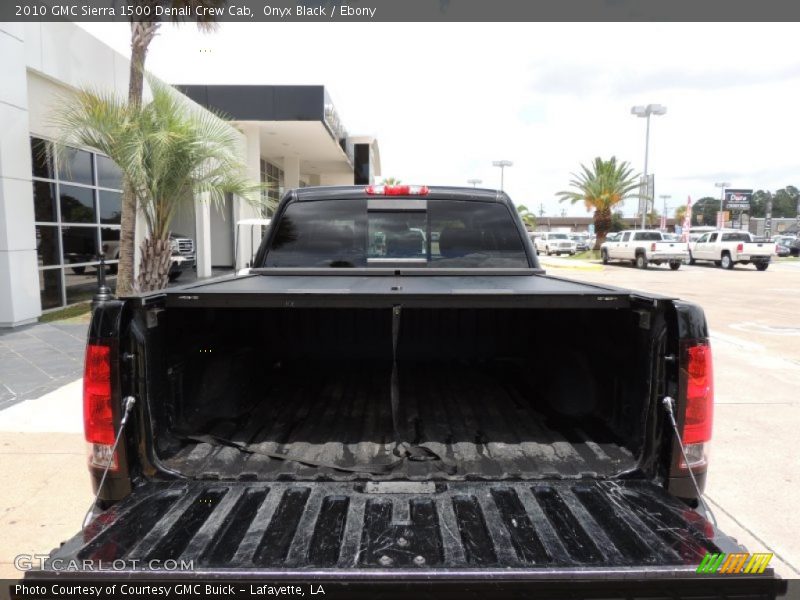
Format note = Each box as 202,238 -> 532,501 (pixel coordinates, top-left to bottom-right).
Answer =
27,480 -> 785,598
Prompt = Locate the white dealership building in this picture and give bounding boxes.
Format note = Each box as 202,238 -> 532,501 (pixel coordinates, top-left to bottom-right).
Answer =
0,21 -> 381,327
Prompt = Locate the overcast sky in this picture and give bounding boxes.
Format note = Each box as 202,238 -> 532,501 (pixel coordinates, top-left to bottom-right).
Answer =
79,22 -> 800,217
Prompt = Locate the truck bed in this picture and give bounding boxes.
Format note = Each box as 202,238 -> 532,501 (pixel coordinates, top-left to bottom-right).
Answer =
45,479 -> 726,572
160,362 -> 636,481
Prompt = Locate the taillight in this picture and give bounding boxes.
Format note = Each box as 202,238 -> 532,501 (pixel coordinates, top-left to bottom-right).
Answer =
83,343 -> 118,471
365,184 -> 429,196
736,243 -> 744,252
651,242 -> 657,251
679,340 -> 713,470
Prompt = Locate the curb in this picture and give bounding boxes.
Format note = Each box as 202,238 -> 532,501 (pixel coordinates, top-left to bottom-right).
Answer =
539,260 -> 604,272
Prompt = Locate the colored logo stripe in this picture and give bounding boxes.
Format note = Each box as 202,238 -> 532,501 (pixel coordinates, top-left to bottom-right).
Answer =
697,552 -> 773,574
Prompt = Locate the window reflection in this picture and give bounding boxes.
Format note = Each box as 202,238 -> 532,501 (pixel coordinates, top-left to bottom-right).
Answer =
65,267 -> 104,305
58,146 -> 94,185
39,269 -> 62,309
36,226 -> 61,267
96,155 -> 122,189
99,191 -> 122,224
62,226 -> 98,268
60,185 -> 96,223
31,138 -> 54,180
33,181 -> 57,222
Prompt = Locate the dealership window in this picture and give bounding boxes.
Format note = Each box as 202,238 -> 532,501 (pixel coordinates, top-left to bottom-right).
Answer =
30,136 -> 123,310
260,159 -> 284,216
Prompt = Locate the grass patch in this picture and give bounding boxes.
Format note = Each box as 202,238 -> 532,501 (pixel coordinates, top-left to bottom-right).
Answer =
568,250 -> 602,260
39,301 -> 92,323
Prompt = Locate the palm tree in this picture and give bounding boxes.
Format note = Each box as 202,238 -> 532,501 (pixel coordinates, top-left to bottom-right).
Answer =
557,157 -> 640,249
115,1 -> 226,295
381,177 -> 402,186
55,79 -> 263,292
516,204 -> 537,230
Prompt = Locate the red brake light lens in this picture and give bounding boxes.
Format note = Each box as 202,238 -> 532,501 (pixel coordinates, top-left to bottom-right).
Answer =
683,342 -> 714,444
365,184 -> 429,196
651,242 -> 657,251
83,343 -> 114,445
736,243 -> 744,252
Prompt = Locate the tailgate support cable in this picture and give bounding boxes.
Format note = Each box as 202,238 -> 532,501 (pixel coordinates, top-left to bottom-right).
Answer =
662,396 -> 717,528
82,395 -> 136,529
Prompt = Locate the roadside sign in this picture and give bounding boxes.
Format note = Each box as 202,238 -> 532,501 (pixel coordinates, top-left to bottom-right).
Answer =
587,224 -> 595,234
724,189 -> 752,211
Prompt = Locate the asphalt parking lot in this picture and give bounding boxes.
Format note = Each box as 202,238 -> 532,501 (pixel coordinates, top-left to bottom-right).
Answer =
541,255 -> 800,580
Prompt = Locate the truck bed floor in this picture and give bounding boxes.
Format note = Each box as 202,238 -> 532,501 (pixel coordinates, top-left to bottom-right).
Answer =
161,363 -> 636,480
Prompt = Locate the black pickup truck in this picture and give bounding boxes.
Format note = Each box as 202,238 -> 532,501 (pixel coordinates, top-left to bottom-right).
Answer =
25,185 -> 786,598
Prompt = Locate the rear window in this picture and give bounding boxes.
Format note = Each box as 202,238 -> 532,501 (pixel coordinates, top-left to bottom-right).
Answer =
721,232 -> 751,242
264,199 -> 529,268
548,233 -> 568,240
633,231 -> 662,241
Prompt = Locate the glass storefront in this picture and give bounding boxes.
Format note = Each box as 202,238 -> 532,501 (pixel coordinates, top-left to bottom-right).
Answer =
30,137 -> 123,309
260,159 -> 284,216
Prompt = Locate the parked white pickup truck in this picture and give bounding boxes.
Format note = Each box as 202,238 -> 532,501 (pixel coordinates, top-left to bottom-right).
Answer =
688,229 -> 774,271
600,229 -> 689,270
534,232 -> 577,256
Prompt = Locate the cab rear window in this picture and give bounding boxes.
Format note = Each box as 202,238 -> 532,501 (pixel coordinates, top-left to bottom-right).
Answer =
264,199 -> 529,268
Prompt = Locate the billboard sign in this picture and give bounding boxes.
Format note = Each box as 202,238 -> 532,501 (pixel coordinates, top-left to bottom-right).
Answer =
724,189 -> 752,211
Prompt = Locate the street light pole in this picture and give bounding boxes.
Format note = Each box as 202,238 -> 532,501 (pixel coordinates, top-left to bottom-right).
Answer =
492,160 -> 513,191
631,104 -> 667,229
467,178 -> 482,188
715,182 -> 729,229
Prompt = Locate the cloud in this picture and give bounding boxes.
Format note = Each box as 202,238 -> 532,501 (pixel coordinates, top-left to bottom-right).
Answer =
529,62 -> 800,97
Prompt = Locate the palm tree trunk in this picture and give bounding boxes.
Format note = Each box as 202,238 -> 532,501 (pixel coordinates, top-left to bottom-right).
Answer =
116,21 -> 159,296
594,207 -> 612,250
137,237 -> 172,292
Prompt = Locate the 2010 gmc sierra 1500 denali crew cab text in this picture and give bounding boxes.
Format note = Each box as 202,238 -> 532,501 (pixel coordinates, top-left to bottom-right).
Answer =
26,186 -> 786,599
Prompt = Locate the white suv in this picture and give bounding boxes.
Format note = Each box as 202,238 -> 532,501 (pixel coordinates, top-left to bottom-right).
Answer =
534,232 -> 577,256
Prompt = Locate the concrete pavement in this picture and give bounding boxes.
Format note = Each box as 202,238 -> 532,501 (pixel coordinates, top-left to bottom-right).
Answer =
0,320 -> 88,410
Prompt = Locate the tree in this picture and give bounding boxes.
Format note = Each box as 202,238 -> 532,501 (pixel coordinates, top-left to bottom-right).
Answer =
675,204 -> 687,224
556,157 -> 640,249
115,1 -> 226,296
56,79 -> 263,292
516,204 -> 537,230
690,197 -> 719,226
381,177 -> 402,186
610,211 -> 627,232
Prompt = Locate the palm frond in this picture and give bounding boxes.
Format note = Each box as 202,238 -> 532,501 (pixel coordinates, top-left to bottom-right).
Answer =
53,77 -> 265,242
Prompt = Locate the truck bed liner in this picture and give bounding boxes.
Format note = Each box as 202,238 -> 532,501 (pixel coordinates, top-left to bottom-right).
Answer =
161,363 -> 636,480
49,480 -> 723,573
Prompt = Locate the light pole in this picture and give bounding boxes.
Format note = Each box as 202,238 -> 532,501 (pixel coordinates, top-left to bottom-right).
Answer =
715,182 -> 729,229
631,104 -> 667,228
467,178 -> 482,188
492,160 -> 513,191
659,194 -> 671,230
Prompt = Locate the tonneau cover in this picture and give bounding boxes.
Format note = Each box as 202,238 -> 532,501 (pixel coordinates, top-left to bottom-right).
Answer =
159,273 -> 665,309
